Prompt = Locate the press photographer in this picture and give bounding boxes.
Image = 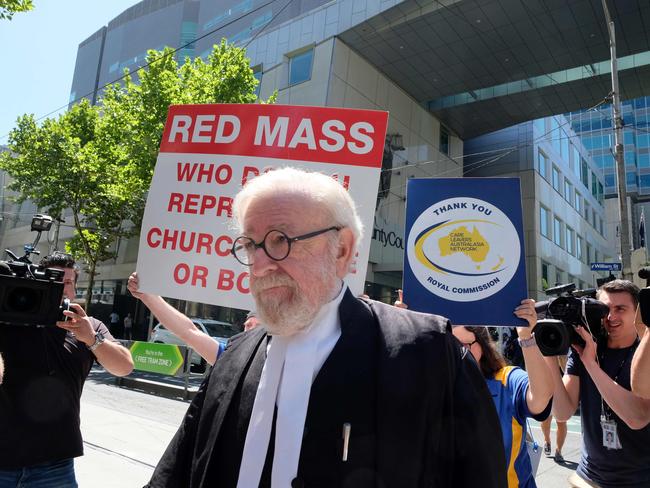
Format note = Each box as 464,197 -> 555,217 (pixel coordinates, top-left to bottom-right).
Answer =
543,279 -> 650,487
0,215 -> 133,486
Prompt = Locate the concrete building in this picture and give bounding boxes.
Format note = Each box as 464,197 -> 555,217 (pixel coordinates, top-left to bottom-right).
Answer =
464,115 -> 616,300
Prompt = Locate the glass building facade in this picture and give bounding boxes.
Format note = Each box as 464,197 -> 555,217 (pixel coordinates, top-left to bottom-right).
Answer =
568,96 -> 650,198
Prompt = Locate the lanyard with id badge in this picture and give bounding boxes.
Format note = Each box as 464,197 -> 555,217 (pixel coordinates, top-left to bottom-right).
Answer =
599,344 -> 635,450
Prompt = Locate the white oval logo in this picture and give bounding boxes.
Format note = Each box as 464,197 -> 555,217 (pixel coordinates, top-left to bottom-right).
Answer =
406,197 -> 520,302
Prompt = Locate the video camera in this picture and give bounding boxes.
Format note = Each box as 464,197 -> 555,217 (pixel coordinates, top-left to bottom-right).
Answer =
0,214 -> 70,327
534,283 -> 609,356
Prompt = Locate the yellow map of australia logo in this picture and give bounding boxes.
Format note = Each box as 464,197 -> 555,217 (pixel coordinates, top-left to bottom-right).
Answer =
440,226 -> 491,265
407,198 -> 520,302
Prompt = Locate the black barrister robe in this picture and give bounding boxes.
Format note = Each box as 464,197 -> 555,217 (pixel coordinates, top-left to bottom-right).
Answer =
146,290 -> 506,488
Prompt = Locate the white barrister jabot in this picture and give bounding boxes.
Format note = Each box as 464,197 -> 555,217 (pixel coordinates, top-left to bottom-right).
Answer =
237,283 -> 345,488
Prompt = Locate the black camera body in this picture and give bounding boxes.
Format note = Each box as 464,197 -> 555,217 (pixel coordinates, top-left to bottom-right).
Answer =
535,283 -> 609,356
0,214 -> 69,327
0,261 -> 68,327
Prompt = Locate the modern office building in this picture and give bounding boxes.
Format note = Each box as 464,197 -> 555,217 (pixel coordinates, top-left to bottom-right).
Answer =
568,96 -> 650,250
464,115 -> 616,300
3,0 -> 649,323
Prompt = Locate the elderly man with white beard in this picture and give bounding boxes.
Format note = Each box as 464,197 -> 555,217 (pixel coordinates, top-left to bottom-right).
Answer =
145,167 -> 506,488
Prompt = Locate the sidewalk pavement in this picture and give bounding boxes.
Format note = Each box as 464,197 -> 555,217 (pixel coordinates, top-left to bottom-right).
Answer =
76,401 -> 180,487
530,417 -> 584,487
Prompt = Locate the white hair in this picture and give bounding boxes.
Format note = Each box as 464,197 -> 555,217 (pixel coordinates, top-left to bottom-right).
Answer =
232,167 -> 364,247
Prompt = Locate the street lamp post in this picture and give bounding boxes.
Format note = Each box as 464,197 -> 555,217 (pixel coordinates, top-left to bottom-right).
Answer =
601,0 -> 632,280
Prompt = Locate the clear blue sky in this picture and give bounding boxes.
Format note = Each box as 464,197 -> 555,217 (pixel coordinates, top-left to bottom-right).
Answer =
0,0 -> 139,144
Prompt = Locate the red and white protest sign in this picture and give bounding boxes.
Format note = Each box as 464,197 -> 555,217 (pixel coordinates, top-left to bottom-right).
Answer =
136,104 -> 388,311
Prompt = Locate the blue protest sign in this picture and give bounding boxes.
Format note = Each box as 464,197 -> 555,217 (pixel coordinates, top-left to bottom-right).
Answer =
403,178 -> 528,326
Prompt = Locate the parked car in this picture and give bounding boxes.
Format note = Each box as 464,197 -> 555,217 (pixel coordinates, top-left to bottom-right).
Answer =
150,318 -> 236,372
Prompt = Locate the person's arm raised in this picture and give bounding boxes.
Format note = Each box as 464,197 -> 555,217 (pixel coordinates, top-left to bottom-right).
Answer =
128,272 -> 220,365
514,299 -> 554,415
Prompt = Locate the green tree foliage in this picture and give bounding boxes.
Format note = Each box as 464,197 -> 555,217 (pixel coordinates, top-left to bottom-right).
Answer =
0,0 -> 33,20
0,41 -> 270,311
0,101 -> 131,313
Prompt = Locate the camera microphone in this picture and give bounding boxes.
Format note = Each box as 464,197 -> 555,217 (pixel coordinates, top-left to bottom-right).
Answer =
638,267 -> 650,280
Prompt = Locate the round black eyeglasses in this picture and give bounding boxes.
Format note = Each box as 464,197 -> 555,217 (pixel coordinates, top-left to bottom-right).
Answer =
231,226 -> 341,266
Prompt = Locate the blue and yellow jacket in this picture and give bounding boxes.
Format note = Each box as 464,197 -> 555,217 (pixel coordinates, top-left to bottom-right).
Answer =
487,365 -> 551,488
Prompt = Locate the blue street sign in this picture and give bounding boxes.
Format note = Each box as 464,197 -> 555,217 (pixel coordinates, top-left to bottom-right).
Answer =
590,262 -> 622,272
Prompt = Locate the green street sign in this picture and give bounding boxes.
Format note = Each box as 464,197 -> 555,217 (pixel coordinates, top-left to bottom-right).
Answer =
130,341 -> 185,376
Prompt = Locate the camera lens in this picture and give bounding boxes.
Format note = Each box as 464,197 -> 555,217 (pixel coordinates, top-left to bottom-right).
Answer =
6,286 -> 41,313
535,319 -> 571,356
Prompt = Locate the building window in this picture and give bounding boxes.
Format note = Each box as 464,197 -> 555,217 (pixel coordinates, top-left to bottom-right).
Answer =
587,243 -> 593,263
592,171 -> 598,198
540,206 -> 551,238
440,125 -> 450,155
575,192 -> 582,214
627,172 -> 638,187
555,268 -> 564,286
564,178 -> 573,203
541,261 -> 550,290
640,153 -> 650,168
584,202 -> 590,221
592,208 -> 597,228
561,132 -> 569,160
599,217 -> 604,236
253,67 -> 263,97
289,48 -> 314,86
566,227 -> 575,255
577,234 -> 584,262
598,181 -> 604,204
572,146 -> 581,177
581,158 -> 589,187
538,149 -> 548,179
553,216 -> 563,247
552,165 -> 561,192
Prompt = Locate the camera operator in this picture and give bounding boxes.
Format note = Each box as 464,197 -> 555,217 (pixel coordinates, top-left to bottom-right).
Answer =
0,252 -> 133,487
631,313 -> 650,400
545,279 -> 650,487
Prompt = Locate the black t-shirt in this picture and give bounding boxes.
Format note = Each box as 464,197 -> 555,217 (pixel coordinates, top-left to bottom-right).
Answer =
0,318 -> 113,469
567,342 -> 650,487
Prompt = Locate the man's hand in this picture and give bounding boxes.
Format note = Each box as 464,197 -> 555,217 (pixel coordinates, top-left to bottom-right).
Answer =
572,326 -> 598,367
514,299 -> 537,339
56,303 -> 98,346
393,289 -> 408,309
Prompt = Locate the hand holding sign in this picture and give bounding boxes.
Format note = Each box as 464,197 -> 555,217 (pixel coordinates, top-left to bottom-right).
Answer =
394,289 -> 408,309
